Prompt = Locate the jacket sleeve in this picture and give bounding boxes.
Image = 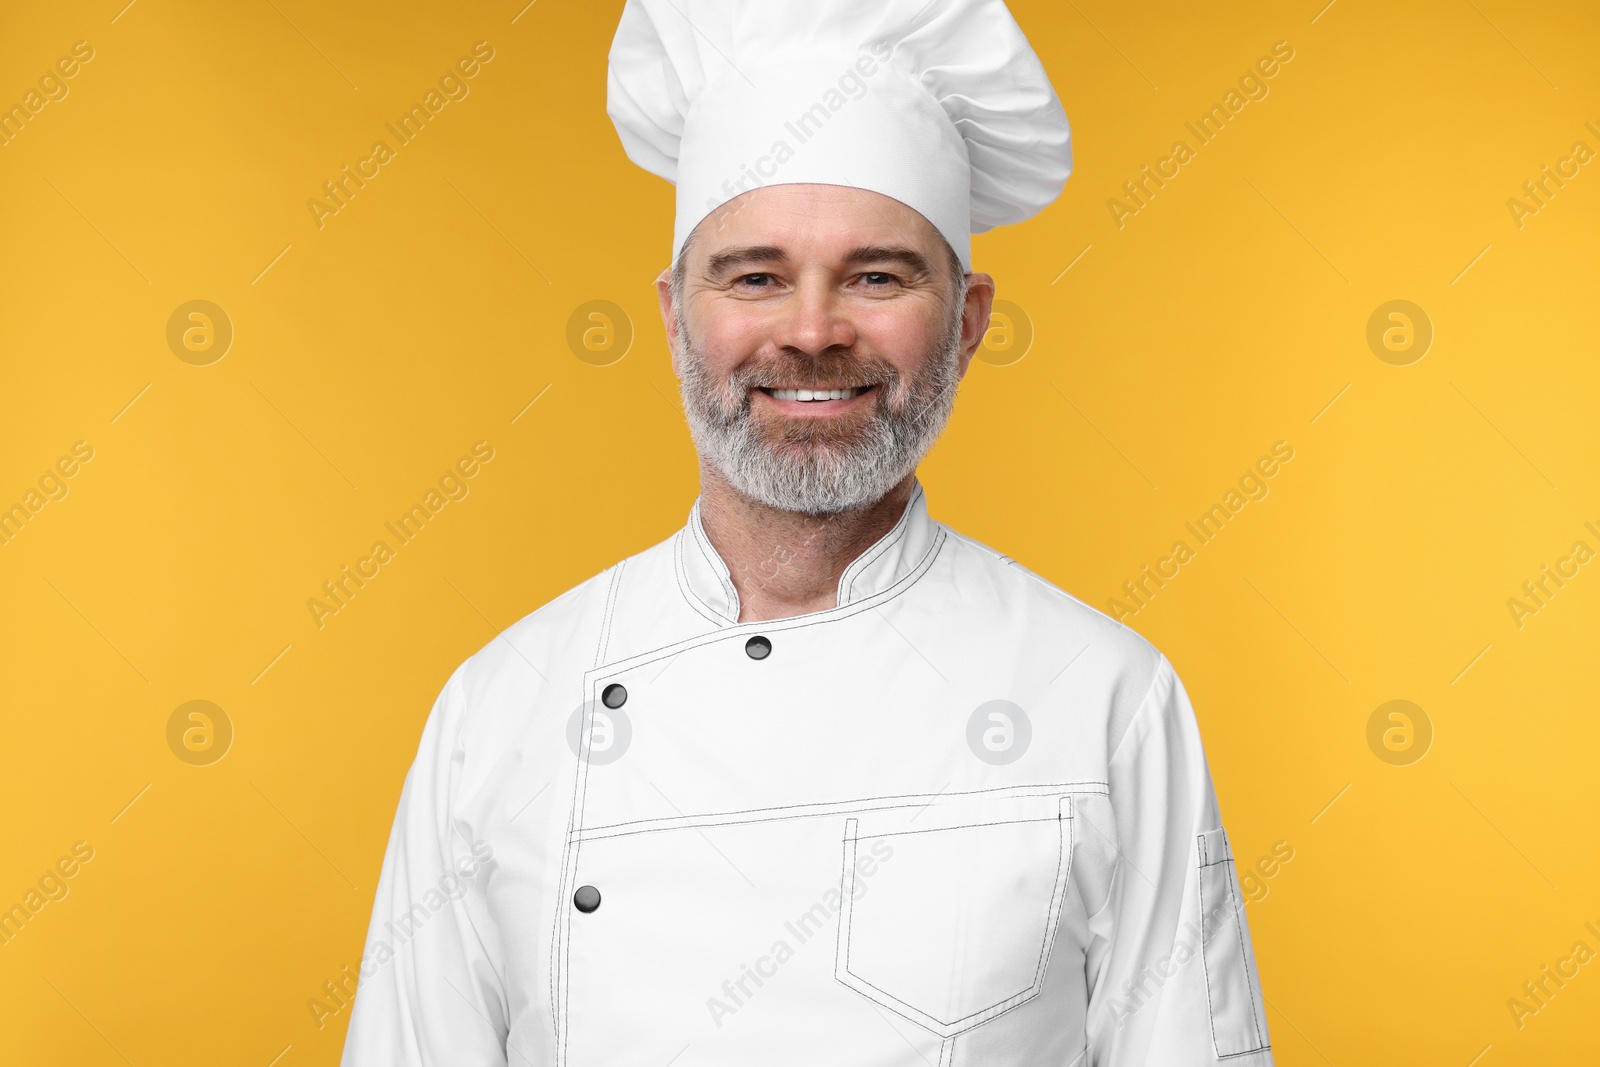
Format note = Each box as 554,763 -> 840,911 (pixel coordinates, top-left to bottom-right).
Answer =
1084,655 -> 1274,1065
341,665 -> 512,1066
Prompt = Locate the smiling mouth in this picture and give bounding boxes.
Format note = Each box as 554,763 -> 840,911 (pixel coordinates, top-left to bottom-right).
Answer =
758,386 -> 872,402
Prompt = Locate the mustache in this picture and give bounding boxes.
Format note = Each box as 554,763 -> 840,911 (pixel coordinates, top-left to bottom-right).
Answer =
728,350 -> 899,392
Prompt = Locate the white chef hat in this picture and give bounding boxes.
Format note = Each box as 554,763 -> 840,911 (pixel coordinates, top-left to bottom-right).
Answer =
606,0 -> 1072,270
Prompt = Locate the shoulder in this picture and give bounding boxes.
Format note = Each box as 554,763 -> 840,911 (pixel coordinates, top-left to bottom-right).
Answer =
445,528 -> 683,727
938,524 -> 1162,666
934,522 -> 1167,739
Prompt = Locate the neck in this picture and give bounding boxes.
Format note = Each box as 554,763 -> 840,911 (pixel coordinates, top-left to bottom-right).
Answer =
695,463 -> 917,623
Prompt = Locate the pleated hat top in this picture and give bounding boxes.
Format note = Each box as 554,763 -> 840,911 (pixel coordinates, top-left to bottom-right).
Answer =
606,0 -> 1073,269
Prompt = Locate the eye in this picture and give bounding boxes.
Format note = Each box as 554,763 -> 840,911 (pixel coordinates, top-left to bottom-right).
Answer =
859,271 -> 899,287
735,272 -> 775,288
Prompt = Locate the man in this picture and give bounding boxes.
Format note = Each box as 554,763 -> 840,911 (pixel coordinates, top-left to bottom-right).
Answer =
342,1 -> 1273,1064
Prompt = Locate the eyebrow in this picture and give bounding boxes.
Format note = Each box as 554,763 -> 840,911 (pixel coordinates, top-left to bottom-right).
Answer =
842,245 -> 934,277
702,243 -> 935,282
704,245 -> 788,279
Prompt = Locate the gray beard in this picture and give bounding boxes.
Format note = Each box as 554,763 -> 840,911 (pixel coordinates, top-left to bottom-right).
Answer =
677,303 -> 965,516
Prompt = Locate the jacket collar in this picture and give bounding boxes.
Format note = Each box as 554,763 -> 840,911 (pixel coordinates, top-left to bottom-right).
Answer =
675,480 -> 939,626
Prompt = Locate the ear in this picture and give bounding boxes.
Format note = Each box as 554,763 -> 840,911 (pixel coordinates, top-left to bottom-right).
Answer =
655,268 -> 682,378
955,272 -> 996,379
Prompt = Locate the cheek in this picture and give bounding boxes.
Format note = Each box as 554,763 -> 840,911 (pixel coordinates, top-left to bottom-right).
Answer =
696,306 -> 772,369
857,305 -> 940,373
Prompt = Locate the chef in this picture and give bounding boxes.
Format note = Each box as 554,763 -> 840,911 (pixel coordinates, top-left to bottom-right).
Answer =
342,1 -> 1274,1064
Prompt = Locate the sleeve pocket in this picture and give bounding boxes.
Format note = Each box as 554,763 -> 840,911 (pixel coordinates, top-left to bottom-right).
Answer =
1196,828 -> 1270,1058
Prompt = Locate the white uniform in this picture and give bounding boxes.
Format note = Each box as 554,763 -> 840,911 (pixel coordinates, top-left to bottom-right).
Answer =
341,483 -> 1273,1065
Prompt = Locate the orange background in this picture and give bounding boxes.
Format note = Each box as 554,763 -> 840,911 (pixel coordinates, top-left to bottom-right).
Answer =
2,1 -> 1598,1063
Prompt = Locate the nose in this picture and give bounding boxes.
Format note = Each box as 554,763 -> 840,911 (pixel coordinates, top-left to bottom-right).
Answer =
769,274 -> 857,356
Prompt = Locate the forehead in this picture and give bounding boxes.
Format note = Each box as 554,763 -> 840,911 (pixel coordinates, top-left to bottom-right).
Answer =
688,184 -> 943,265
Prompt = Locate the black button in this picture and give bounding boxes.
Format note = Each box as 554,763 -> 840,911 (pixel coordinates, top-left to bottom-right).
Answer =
601,683 -> 627,709
573,885 -> 601,913
745,635 -> 772,660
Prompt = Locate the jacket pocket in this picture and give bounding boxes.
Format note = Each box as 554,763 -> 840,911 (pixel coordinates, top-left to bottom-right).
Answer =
1197,828 -> 1271,1057
834,791 -> 1075,1037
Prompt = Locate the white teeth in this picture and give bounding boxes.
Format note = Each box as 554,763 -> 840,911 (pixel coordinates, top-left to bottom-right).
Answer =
768,387 -> 866,402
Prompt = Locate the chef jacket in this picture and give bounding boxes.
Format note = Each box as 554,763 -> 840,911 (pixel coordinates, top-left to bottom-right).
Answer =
341,481 -> 1273,1066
